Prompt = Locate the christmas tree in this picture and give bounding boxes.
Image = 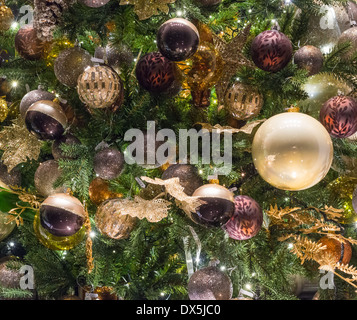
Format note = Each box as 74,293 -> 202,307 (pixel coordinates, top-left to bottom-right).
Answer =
1,0 -> 357,302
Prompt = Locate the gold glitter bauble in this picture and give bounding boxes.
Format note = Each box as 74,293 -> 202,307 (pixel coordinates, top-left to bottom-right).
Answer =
0,211 -> 15,242
95,199 -> 137,240
33,212 -> 85,250
77,65 -> 122,109
0,98 -> 8,122
327,176 -> 357,224
0,4 -> 14,31
89,177 -> 123,206
224,82 -> 263,120
252,112 -> 333,191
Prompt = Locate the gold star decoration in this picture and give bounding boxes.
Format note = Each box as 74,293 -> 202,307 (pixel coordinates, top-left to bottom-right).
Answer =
119,0 -> 176,20
213,24 -> 254,103
0,117 -> 42,172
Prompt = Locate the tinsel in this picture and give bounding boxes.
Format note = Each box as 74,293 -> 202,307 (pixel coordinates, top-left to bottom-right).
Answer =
0,118 -> 42,172
119,0 -> 176,20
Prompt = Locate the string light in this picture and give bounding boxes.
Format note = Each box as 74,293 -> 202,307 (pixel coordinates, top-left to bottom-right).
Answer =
89,231 -> 96,238
245,283 -> 252,290
288,243 -> 294,249
220,266 -> 226,271
11,81 -> 18,88
11,21 -> 18,30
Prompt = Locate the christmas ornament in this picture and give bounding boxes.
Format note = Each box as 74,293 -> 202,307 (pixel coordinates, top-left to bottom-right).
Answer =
33,0 -> 76,42
25,99 -> 68,140
188,266 -> 233,300
54,47 -> 93,87
252,112 -> 333,191
119,0 -> 176,21
328,176 -> 357,224
176,42 -> 224,91
293,45 -> 324,76
19,88 -> 55,118
224,195 -> 263,240
52,133 -> 81,160
43,36 -> 74,68
317,236 -> 352,265
0,118 -> 42,172
0,97 -> 8,122
0,1 -> 14,31
34,160 -> 66,197
161,164 -> 203,196
93,147 -> 124,180
79,0 -> 110,7
79,285 -> 118,300
157,18 -> 200,62
224,82 -> 263,120
0,211 -> 15,242
77,65 -> 122,109
95,199 -> 137,239
33,212 -> 85,250
0,162 -> 21,187
39,193 -> 86,237
0,77 -> 10,96
0,258 -> 25,289
135,52 -> 177,93
319,95 -> 357,138
89,177 -> 123,205
15,24 -> 47,61
94,43 -> 134,71
213,24 -> 252,103
300,73 -> 352,118
190,184 -> 235,227
338,26 -> 357,60
251,29 -> 293,72
191,88 -> 211,108
195,0 -> 221,6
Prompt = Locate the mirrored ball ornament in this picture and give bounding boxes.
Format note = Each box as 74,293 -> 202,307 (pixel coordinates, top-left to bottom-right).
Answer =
252,112 -> 333,191
188,266 -> 233,300
157,18 -> 200,62
190,184 -> 235,227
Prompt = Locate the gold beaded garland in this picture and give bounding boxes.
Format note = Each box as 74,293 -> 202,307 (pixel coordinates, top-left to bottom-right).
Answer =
77,65 -> 122,109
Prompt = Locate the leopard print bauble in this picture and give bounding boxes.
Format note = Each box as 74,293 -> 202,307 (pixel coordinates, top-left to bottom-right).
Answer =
251,29 -> 293,72
15,25 -> 46,60
135,52 -> 177,93
320,95 -> 357,138
224,195 -> 263,240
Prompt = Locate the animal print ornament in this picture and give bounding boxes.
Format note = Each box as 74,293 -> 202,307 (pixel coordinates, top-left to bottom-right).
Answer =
251,29 -> 293,72
320,95 -> 357,138
135,52 -> 177,93
224,195 -> 263,240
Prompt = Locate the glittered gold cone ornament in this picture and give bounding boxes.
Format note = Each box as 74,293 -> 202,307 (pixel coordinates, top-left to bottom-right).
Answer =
0,97 -> 8,122
77,65 -> 122,109
119,0 -> 176,20
0,211 -> 15,242
252,112 -> 333,191
95,199 -> 137,239
0,1 -> 14,31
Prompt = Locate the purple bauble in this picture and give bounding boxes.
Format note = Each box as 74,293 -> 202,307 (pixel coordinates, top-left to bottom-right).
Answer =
251,29 -> 293,72
320,95 -> 357,138
224,195 -> 263,240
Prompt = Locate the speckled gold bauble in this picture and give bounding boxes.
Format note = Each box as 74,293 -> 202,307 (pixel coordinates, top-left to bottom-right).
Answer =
188,266 -> 233,300
224,82 -> 263,120
0,211 -> 15,242
293,45 -> 324,76
0,98 -> 8,122
33,212 -> 85,250
34,160 -> 66,197
317,236 -> 352,265
327,176 -> 357,224
0,4 -> 14,31
95,199 -> 137,240
89,177 -> 122,205
176,42 -> 224,91
300,73 -> 352,119
77,65 -> 122,109
338,27 -> 357,60
54,47 -> 93,87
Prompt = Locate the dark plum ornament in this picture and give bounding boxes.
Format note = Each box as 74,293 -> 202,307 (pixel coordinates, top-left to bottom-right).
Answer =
251,29 -> 293,72
93,147 -> 124,180
224,195 -> 263,240
190,184 -> 234,227
40,193 -> 86,237
319,95 -> 357,138
157,18 -> 200,62
135,52 -> 177,93
25,100 -> 68,140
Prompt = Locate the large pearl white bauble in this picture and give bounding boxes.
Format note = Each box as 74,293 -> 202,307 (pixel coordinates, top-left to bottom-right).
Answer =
252,112 -> 333,191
